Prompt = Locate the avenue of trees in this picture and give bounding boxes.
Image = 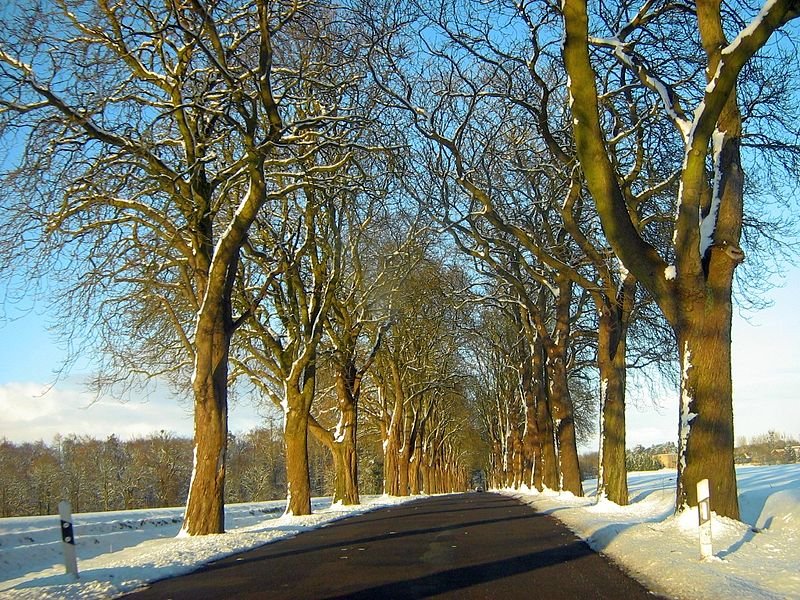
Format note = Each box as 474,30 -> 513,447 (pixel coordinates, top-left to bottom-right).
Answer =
1,0 -> 798,530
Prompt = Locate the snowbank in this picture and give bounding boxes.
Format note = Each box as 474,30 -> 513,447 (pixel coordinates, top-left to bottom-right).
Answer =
505,464 -> 800,599
0,495 -> 421,599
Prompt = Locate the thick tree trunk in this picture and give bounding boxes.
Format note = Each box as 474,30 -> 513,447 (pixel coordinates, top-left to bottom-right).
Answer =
530,338 -> 558,491
397,439 -> 411,497
596,304 -> 629,506
409,428 -> 426,495
409,451 -> 422,495
547,354 -> 582,495
331,437 -> 359,505
511,428 -> 524,488
383,359 -> 407,496
542,276 -> 582,495
537,390 -> 559,491
555,416 -> 582,495
522,388 -> 539,490
284,403 -> 312,516
330,371 -> 360,505
430,464 -> 441,494
329,443 -> 358,505
675,282 -> 739,518
598,362 -> 627,504
383,423 -> 401,495
310,413 -> 359,507
283,359 -> 316,516
182,316 -> 230,536
489,442 -> 501,489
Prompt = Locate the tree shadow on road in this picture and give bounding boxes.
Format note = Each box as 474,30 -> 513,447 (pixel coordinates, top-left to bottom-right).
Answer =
318,541 -> 596,600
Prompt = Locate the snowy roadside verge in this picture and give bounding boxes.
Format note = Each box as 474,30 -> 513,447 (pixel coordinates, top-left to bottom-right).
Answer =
0,495 -> 423,600
502,464 -> 800,600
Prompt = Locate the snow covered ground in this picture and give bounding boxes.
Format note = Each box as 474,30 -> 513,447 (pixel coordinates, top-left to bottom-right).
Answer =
506,463 -> 800,599
1,464 -> 797,599
0,495 -> 422,599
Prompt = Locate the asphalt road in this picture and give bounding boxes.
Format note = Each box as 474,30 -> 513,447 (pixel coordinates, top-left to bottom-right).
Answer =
125,492 -> 666,599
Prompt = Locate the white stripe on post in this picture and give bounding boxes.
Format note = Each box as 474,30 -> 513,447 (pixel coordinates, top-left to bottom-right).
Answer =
58,500 -> 79,579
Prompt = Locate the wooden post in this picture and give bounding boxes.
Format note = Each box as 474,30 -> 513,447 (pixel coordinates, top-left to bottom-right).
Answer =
697,479 -> 713,560
58,500 -> 79,579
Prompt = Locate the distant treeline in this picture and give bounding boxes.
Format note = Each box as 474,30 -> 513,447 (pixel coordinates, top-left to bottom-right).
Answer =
0,425 -> 380,518
580,433 -> 800,480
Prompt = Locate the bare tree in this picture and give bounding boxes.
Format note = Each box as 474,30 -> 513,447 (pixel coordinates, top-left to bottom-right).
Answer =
563,0 -> 800,517
232,107 -> 392,514
360,0 -> 640,498
0,0 -> 372,533
463,302 -> 535,490
310,204 -> 404,505
233,186 -> 343,516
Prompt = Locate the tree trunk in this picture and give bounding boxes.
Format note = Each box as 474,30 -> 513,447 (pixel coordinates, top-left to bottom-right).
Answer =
437,452 -> 448,493
537,387 -> 559,491
409,450 -> 422,495
284,402 -> 312,516
546,277 -> 583,496
522,386 -> 540,490
555,415 -> 582,495
511,427 -> 524,488
596,300 -> 630,506
397,438 -> 411,497
530,337 -> 558,491
409,427 -> 425,495
331,369 -> 360,505
309,412 -> 359,507
329,442 -> 358,505
489,442 -> 501,489
283,359 -> 316,516
182,315 -> 230,535
331,438 -> 359,506
675,283 -> 739,518
383,422 -> 401,495
383,358 -> 407,496
547,353 -> 582,495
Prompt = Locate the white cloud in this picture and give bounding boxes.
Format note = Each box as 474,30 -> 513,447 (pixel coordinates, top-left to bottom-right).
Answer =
0,377 -> 272,443
0,379 -> 192,443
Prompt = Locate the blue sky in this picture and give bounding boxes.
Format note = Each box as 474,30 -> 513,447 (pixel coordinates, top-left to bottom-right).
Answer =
1,265 -> 799,448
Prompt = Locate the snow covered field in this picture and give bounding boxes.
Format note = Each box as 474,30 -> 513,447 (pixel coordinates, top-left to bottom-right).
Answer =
1,464 -> 798,599
507,463 -> 800,599
0,495 -> 421,599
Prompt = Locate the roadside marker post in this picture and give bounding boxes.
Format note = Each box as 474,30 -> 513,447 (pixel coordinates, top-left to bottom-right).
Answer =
58,500 -> 79,579
697,479 -> 713,560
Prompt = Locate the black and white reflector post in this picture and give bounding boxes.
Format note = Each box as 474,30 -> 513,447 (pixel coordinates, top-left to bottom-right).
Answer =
58,500 -> 79,579
696,479 -> 713,560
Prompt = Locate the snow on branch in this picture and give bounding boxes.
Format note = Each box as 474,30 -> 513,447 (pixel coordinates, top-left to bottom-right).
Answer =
698,129 -> 726,257
590,36 -> 692,141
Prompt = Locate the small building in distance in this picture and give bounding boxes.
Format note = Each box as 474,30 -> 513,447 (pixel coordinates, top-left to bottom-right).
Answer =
655,453 -> 678,469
